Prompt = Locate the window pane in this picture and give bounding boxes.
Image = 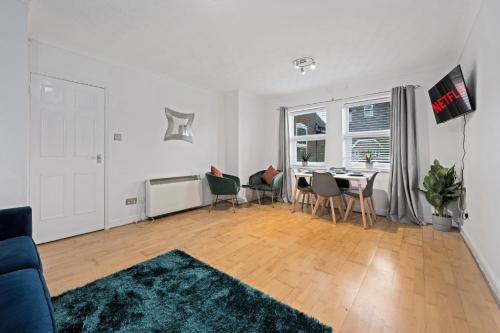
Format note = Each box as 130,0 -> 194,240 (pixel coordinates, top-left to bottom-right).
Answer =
347,136 -> 390,164
296,140 -> 326,163
348,101 -> 390,132
294,110 -> 327,136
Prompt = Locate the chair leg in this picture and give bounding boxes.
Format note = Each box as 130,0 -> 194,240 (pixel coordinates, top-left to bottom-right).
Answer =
364,198 -> 373,226
340,193 -> 348,209
336,196 -> 344,219
312,196 -> 322,217
271,192 -> 275,207
366,198 -> 375,226
235,195 -> 239,206
232,196 -> 236,213
329,197 -> 337,224
256,190 -> 261,205
370,197 -> 377,221
344,198 -> 354,221
301,191 -> 305,211
209,195 -> 216,212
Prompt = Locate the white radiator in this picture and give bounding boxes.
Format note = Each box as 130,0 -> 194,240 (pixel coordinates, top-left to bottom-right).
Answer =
145,175 -> 203,218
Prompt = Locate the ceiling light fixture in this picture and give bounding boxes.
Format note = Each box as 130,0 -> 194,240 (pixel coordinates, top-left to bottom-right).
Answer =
293,57 -> 317,75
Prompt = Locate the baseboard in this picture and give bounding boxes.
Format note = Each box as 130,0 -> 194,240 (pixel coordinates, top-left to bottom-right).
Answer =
460,229 -> 500,305
108,215 -> 141,228
350,206 -> 387,217
108,198 -> 216,229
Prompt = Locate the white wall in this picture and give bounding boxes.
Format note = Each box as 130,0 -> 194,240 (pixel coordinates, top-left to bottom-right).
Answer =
266,65 -> 456,218
0,0 -> 29,209
29,41 -> 225,227
458,0 -> 500,301
221,90 -> 277,201
223,91 -> 239,175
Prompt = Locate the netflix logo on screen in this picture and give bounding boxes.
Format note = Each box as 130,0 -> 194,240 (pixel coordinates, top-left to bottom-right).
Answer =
428,65 -> 474,124
431,82 -> 467,114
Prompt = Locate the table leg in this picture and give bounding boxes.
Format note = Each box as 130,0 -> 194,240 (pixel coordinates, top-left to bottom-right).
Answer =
358,184 -> 368,229
291,178 -> 299,212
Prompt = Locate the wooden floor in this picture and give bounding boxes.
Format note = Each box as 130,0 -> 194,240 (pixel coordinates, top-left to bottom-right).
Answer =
38,202 -> 500,333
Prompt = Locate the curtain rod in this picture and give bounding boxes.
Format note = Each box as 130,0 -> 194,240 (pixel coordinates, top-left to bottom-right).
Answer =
277,85 -> 421,110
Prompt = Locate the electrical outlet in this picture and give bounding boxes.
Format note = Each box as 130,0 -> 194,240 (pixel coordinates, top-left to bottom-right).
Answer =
125,197 -> 137,205
114,133 -> 122,141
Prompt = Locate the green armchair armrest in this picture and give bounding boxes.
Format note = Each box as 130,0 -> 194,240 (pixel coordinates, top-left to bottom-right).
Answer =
270,172 -> 284,191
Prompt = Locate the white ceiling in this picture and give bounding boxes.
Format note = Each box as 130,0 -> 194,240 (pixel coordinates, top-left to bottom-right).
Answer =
28,0 -> 481,96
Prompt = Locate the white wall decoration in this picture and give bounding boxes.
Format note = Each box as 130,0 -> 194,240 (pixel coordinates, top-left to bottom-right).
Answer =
164,107 -> 195,143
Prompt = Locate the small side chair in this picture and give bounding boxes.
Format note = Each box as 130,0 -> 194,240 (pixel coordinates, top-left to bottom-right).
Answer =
248,170 -> 284,206
205,172 -> 241,213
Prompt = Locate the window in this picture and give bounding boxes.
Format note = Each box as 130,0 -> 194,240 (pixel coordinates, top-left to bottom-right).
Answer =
343,97 -> 391,169
289,107 -> 327,166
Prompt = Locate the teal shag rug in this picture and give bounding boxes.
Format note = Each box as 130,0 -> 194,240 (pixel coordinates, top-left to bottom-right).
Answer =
52,249 -> 332,333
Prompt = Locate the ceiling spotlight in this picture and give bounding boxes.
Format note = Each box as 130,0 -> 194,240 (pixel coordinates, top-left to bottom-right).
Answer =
292,57 -> 317,75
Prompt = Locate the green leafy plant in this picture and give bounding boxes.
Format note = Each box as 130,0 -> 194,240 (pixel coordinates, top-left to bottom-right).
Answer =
418,160 -> 464,217
364,151 -> 374,164
301,151 -> 312,162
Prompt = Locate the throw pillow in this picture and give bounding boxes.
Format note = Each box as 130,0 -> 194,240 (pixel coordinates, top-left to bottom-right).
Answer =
211,165 -> 223,177
261,165 -> 279,184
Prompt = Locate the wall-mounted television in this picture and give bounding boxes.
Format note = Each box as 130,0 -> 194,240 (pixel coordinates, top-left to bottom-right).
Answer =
428,65 -> 474,124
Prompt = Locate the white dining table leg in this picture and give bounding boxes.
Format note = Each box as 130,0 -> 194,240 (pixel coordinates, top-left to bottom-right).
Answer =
291,177 -> 299,212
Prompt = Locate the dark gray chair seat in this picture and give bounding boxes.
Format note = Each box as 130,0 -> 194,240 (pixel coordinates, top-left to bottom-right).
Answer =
343,188 -> 362,197
298,186 -> 313,193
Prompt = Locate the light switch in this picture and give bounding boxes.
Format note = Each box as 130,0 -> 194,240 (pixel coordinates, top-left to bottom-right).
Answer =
114,133 -> 122,141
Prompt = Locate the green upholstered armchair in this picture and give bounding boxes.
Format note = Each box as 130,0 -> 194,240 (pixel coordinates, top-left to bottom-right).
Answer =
248,170 -> 284,206
205,172 -> 241,212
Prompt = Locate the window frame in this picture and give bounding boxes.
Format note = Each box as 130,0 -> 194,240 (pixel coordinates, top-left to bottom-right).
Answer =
342,96 -> 391,171
288,106 -> 327,168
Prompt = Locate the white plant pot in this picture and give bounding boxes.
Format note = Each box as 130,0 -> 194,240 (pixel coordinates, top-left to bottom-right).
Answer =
302,161 -> 308,167
432,214 -> 452,232
365,162 -> 374,169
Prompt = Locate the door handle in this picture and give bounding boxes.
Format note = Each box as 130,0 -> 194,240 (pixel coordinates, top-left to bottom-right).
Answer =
96,153 -> 102,164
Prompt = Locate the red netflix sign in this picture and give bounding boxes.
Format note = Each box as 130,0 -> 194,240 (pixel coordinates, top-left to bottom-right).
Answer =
431,82 -> 467,114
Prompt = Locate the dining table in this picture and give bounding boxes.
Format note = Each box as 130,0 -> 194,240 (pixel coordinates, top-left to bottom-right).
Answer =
291,170 -> 373,228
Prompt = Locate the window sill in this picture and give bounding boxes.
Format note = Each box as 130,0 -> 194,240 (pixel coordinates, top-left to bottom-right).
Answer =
291,164 -> 326,170
348,167 -> 390,173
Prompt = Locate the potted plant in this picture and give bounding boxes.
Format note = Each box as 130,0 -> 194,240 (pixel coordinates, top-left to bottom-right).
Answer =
418,160 -> 464,231
301,151 -> 312,167
364,151 -> 374,169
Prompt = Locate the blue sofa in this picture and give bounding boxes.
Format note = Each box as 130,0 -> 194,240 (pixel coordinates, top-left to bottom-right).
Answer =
0,207 -> 57,332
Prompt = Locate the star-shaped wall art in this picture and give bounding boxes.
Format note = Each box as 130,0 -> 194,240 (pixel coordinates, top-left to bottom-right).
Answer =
164,107 -> 195,143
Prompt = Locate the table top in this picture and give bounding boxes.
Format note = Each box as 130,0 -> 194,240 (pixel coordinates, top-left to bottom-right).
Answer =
293,171 -> 369,181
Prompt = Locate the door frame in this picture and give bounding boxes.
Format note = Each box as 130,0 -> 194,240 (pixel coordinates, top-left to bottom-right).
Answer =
28,72 -> 111,232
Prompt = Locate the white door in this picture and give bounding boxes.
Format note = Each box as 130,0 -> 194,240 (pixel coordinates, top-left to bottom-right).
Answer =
30,74 -> 105,243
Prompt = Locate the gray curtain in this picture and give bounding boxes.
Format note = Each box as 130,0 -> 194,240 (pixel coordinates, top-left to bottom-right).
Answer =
278,107 -> 292,202
388,86 -> 421,224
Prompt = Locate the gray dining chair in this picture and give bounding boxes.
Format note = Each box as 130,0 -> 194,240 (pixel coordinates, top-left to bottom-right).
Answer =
343,172 -> 378,226
311,172 -> 344,224
329,166 -> 350,207
296,177 -> 315,212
